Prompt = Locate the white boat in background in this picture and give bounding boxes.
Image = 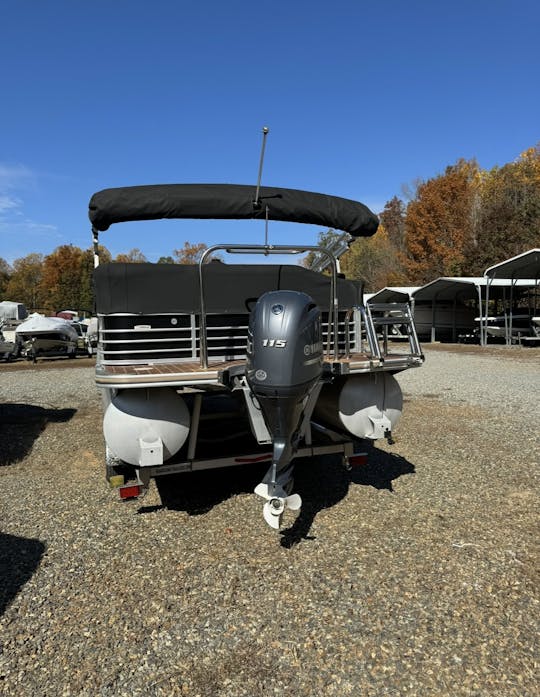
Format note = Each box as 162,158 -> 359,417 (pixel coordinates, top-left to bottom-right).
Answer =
0,320 -> 18,361
474,313 -> 535,340
81,316 -> 99,354
15,313 -> 78,362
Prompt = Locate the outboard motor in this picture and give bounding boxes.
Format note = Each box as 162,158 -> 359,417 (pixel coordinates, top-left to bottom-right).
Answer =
246,290 -> 323,528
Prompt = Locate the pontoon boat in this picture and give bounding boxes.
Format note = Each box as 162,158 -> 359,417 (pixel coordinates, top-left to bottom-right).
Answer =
88,140 -> 424,529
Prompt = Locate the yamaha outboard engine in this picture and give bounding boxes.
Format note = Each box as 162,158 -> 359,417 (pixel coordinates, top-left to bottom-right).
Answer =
246,290 -> 323,528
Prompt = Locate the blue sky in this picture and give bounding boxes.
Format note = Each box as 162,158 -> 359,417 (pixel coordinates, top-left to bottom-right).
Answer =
1,0 -> 539,265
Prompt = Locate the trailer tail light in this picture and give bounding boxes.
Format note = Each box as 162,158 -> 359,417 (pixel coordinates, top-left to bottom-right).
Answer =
348,453 -> 368,468
119,484 -> 142,500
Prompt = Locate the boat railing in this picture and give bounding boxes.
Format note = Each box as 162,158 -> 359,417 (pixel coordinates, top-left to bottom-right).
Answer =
358,305 -> 383,359
362,302 -> 423,361
198,244 -> 340,369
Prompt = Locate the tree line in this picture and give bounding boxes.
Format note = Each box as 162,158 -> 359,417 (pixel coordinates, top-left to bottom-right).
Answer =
337,144 -> 540,289
0,242 -> 208,314
1,145 -> 538,312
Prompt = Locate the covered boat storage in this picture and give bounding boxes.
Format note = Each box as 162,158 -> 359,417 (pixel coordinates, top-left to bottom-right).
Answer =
368,281 -> 482,343
484,248 -> 540,346
411,277 -> 538,344
367,250 -> 540,346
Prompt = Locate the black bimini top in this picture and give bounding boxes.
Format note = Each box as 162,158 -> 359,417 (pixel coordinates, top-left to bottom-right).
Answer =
88,184 -> 379,237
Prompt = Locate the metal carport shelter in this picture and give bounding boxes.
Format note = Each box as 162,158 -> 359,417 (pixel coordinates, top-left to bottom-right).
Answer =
484,248 -> 540,345
411,278 -> 486,343
366,287 -> 421,304
408,277 -> 536,344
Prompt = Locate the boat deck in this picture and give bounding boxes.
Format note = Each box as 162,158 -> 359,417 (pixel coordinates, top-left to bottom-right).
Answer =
95,352 -> 423,388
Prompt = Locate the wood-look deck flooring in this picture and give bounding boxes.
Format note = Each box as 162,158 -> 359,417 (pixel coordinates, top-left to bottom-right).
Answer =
99,359 -> 245,377
95,352 -> 421,386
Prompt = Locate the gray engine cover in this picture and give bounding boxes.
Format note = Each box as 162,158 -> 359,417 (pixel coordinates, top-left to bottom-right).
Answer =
246,290 -> 322,392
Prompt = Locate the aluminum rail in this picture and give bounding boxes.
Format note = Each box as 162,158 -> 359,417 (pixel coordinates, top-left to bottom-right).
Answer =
358,304 -> 383,360
343,307 -> 355,358
198,244 -> 340,368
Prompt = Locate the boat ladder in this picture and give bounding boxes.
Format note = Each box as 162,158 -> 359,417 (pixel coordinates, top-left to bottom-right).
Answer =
362,302 -> 423,360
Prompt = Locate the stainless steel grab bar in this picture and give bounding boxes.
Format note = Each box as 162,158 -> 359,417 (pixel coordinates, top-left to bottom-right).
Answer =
198,244 -> 340,368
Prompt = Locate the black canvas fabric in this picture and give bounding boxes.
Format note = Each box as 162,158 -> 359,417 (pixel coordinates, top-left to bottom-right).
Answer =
88,184 -> 379,237
94,263 -> 363,314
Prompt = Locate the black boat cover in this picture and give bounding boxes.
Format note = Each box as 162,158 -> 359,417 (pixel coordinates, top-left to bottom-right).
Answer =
94,263 -> 363,315
88,184 -> 379,237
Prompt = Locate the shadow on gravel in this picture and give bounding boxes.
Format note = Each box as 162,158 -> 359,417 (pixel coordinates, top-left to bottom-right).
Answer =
148,463 -> 268,516
142,444 -> 415,549
0,403 -> 76,466
0,532 -> 46,616
279,445 -> 415,548
348,444 -> 416,492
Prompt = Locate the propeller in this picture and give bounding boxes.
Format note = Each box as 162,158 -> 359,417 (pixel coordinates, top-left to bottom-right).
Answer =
254,483 -> 302,529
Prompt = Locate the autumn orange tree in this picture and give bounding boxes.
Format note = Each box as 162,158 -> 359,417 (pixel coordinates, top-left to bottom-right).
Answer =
114,248 -> 148,263
4,253 -> 45,310
403,159 -> 480,284
38,245 -> 87,313
380,196 -> 407,254
466,145 -> 540,272
340,225 -> 406,291
173,241 -> 208,264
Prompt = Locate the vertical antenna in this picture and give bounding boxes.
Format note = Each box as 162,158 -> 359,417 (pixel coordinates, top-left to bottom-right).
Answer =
92,227 -> 100,268
253,126 -> 269,208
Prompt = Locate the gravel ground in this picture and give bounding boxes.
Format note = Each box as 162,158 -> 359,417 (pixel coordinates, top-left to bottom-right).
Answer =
0,346 -> 538,696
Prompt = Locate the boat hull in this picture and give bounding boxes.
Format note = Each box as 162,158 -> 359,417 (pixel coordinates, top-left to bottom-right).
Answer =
18,333 -> 77,360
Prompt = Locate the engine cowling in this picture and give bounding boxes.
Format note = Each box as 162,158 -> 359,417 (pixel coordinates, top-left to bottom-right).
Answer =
246,290 -> 322,392
246,290 -> 323,497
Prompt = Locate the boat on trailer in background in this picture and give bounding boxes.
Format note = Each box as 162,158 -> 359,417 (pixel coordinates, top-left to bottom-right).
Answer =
88,136 -> 423,529
15,313 -> 79,362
